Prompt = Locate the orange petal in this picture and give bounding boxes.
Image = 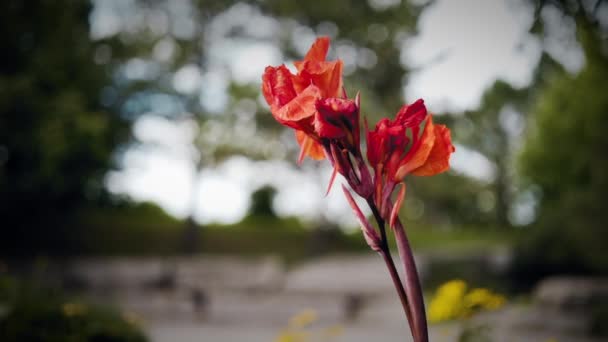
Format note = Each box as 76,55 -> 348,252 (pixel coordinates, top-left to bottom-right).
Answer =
294,59 -> 343,97
296,131 -> 325,162
308,60 -> 343,98
305,36 -> 330,61
274,85 -> 321,124
394,116 -> 436,180
411,124 -> 455,176
294,36 -> 330,72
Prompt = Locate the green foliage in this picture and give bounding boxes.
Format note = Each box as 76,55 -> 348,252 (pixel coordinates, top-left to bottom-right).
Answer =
437,51 -> 563,228
44,200 -> 513,262
514,22 -> 608,282
405,172 -> 498,227
0,1 -> 129,254
0,277 -> 147,342
247,185 -> 278,218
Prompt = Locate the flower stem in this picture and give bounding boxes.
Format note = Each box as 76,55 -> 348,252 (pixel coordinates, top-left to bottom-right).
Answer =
393,218 -> 428,342
367,199 -> 417,341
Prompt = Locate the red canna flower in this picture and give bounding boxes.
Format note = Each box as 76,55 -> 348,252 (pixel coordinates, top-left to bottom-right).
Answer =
262,37 -> 343,162
365,99 -> 455,222
315,94 -> 373,197
315,96 -> 360,148
262,38 -> 453,342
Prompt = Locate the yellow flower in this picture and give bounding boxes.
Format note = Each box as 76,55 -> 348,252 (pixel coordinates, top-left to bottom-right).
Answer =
427,280 -> 506,323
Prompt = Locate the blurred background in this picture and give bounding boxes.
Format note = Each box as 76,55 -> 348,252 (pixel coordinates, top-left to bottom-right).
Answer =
1,0 -> 607,341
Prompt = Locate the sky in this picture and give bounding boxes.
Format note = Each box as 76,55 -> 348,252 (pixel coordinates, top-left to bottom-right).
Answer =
102,0 -> 583,227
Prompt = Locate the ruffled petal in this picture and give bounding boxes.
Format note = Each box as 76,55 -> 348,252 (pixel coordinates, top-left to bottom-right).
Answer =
411,124 -> 455,176
273,85 -> 321,125
262,65 -> 297,111
294,60 -> 343,98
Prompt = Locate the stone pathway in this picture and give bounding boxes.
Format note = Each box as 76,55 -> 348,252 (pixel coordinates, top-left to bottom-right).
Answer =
17,255 -> 606,342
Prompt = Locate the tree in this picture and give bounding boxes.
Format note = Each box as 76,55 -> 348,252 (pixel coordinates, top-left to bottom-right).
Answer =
0,1 -> 130,254
512,1 -> 608,284
248,186 -> 278,219
95,0 -> 426,231
517,20 -> 608,274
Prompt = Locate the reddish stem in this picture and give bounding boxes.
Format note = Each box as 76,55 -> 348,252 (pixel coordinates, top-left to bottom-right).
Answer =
367,199 -> 417,341
392,218 -> 428,342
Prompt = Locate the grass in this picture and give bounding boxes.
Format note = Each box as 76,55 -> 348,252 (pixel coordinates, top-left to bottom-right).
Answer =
400,225 -> 517,253
68,206 -> 517,264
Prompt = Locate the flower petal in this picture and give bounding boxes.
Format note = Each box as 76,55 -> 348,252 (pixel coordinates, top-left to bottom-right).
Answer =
411,124 -> 455,176
262,65 -> 297,111
294,36 -> 330,72
304,36 -> 329,61
296,130 -> 325,162
393,116 -> 436,180
314,97 -> 358,139
395,99 -> 427,128
366,118 -> 390,168
274,85 -> 321,124
295,60 -> 343,98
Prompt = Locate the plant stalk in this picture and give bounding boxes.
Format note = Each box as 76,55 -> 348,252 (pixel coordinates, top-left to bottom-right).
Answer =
367,199 -> 417,341
393,218 -> 429,342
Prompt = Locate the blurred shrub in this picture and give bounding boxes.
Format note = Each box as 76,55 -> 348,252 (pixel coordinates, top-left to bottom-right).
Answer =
513,24 -> 608,287
0,0 -> 132,256
0,276 -> 147,342
427,280 -> 505,323
248,185 -> 278,219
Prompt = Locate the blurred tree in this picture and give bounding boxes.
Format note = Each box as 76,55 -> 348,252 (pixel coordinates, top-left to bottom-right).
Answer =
248,185 -> 278,218
0,1 -> 130,254
404,55 -> 559,228
98,0 -> 426,232
457,81 -> 528,227
512,0 -> 608,284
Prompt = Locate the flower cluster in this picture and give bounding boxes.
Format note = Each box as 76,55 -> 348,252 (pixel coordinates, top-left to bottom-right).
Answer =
262,37 -> 455,342
263,36 -> 454,234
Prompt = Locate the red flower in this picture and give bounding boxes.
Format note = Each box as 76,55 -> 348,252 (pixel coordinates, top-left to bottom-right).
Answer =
315,96 -> 359,146
366,99 -> 454,180
262,37 -> 343,162
366,99 -> 455,222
